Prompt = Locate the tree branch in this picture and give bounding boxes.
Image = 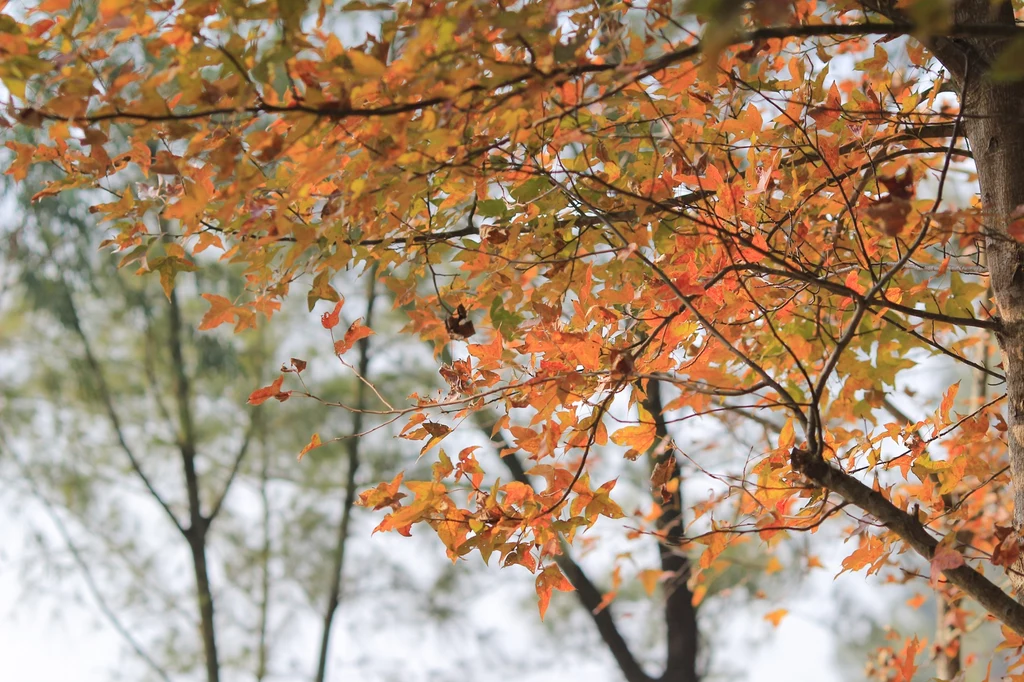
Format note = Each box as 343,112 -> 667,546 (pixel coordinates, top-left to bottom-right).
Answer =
474,412 -> 657,682
48,253 -> 184,534
206,412 -> 258,524
790,447 -> 1024,633
24,23 -> 1024,128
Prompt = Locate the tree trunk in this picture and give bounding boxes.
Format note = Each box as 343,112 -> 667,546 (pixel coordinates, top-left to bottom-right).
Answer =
188,529 -> 220,682
965,79 -> 1024,592
643,380 -> 699,682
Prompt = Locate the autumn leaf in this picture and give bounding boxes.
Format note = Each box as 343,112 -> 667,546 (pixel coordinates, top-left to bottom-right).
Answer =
321,300 -> 344,330
298,433 -> 322,461
764,609 -> 788,627
198,294 -> 236,331
248,376 -> 290,405
650,457 -> 677,491
938,381 -> 960,426
611,423 -> 656,454
893,638 -> 920,682
637,569 -> 663,597
357,472 -> 406,511
535,564 -> 574,620
334,318 -> 374,355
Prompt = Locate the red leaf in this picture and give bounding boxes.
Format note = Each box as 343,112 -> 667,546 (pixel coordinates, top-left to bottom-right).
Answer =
334,318 -> 374,354
248,376 -> 289,405
321,300 -> 343,329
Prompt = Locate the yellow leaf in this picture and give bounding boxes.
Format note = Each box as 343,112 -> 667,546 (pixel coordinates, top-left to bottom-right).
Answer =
348,50 -> 386,78
611,423 -> 656,453
764,609 -> 788,627
637,569 -> 662,597
938,381 -> 960,425
778,418 -> 795,450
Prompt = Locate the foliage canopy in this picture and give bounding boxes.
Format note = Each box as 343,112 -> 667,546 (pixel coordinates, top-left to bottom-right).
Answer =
10,0 -> 1024,678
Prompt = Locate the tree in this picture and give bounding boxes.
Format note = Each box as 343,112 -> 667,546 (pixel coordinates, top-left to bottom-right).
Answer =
8,0 -> 1024,678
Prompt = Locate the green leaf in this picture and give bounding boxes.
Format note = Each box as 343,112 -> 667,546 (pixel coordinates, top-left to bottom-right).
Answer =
489,296 -> 523,341
475,199 -> 508,217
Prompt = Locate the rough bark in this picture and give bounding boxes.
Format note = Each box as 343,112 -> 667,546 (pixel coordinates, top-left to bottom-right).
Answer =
945,1 -> 1024,595
973,85 -> 1024,593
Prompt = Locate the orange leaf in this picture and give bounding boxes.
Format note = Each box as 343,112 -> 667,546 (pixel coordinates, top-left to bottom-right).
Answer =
198,294 -> 235,331
298,433 -> 322,461
777,418 -> 795,450
938,381 -> 960,425
248,376 -> 289,405
764,609 -> 788,627
334,318 -> 374,354
535,564 -> 574,620
893,638 -> 920,682
611,423 -> 656,453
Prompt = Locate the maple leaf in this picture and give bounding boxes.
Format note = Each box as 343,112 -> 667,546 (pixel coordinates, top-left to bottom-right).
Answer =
637,569 -> 663,597
247,376 -> 291,405
764,609 -> 788,627
198,294 -> 236,331
535,564 -> 574,620
358,472 -> 406,512
892,638 -> 920,682
334,318 -> 374,355
938,381 -> 960,426
611,423 -> 657,454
